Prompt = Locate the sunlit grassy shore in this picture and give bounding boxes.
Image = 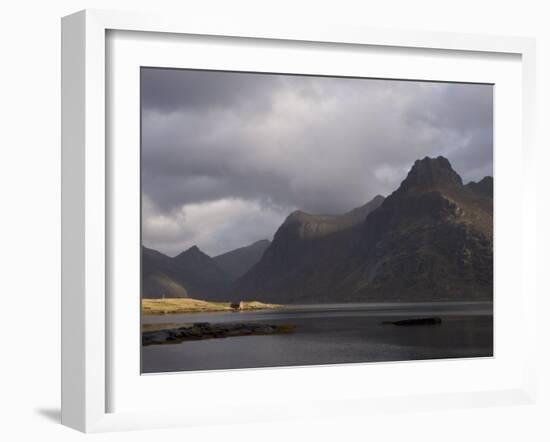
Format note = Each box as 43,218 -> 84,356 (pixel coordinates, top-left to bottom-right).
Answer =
141,297 -> 283,315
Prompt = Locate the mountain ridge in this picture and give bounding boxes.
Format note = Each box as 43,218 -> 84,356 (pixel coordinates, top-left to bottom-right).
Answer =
142,240 -> 273,299
142,244 -> 229,300
143,156 -> 493,304
234,156 -> 493,303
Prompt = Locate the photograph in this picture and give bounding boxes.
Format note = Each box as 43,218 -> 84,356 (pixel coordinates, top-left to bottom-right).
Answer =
140,67 -> 494,373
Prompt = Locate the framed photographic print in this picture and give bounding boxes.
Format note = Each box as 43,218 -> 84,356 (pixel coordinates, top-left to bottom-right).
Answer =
139,68 -> 495,373
61,9 -> 537,433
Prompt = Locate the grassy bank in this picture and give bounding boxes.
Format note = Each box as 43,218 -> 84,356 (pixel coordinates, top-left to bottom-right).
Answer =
142,297 -> 283,315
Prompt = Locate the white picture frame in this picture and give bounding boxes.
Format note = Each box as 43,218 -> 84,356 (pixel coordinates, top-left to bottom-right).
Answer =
61,9 -> 537,433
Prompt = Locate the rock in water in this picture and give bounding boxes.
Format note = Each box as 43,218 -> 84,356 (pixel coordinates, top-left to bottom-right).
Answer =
390,317 -> 443,326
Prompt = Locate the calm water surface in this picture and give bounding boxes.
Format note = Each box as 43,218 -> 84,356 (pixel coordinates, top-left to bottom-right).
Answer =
141,301 -> 493,373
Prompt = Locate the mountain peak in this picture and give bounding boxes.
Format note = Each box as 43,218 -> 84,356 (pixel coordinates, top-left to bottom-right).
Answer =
398,156 -> 462,192
466,176 -> 493,197
175,245 -> 210,260
479,176 -> 493,184
276,196 -> 385,241
285,210 -> 308,222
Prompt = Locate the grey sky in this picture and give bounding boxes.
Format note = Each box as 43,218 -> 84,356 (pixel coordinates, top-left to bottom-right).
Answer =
141,68 -> 493,257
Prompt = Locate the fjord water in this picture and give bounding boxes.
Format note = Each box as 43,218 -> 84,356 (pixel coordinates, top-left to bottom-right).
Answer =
141,302 -> 493,373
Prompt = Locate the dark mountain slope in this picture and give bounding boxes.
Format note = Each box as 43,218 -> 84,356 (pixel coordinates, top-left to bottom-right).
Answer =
233,195 -> 385,303
235,156 -> 493,303
142,246 -> 189,298
172,246 -> 229,288
466,176 -> 493,198
345,156 -> 493,301
142,245 -> 230,300
213,239 -> 271,280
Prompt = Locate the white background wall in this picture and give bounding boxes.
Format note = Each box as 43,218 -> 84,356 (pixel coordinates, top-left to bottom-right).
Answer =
0,1 -> 548,440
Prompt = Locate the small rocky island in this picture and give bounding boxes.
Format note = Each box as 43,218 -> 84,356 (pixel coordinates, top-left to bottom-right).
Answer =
384,317 -> 443,326
142,322 -> 296,346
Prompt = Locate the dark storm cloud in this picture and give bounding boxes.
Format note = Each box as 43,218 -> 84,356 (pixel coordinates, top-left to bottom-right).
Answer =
141,69 -> 493,256
141,68 -> 282,114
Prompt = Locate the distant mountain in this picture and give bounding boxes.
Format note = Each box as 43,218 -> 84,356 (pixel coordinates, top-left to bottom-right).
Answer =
213,239 -> 271,280
234,157 -> 493,303
466,176 -> 493,197
142,246 -> 188,298
142,245 -> 230,300
172,246 -> 229,288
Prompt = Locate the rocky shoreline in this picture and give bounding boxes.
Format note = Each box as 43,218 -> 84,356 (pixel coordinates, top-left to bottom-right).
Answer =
142,322 -> 296,346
